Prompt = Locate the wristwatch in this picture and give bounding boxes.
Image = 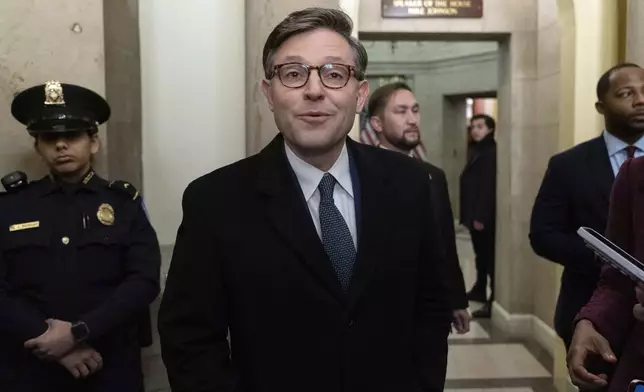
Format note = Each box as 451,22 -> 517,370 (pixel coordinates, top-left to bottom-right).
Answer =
71,321 -> 90,343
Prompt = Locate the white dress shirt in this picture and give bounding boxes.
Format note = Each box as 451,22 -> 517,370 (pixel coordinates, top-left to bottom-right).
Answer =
603,130 -> 644,176
284,142 -> 357,248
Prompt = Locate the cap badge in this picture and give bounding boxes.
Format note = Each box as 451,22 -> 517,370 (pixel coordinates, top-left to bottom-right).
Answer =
44,80 -> 65,106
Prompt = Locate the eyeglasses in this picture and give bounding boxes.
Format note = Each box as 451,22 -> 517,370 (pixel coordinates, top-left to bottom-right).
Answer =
270,63 -> 361,89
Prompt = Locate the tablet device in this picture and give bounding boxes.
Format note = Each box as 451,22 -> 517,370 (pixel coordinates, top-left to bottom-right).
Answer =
577,226 -> 644,283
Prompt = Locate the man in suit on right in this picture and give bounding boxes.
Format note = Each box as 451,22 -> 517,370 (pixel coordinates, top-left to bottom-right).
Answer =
530,63 -> 644,349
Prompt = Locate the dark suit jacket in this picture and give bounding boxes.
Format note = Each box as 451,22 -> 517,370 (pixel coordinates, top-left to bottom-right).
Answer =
158,135 -> 453,392
459,136 -> 497,229
420,161 -> 468,310
529,136 -> 612,346
576,156 -> 644,392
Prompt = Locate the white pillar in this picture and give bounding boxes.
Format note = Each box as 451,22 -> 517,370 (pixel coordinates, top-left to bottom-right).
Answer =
139,0 -> 246,245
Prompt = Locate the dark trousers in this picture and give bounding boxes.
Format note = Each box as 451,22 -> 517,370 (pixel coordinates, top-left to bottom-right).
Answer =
470,226 -> 496,302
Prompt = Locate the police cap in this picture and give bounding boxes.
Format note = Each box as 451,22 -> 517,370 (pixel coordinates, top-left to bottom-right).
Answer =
11,81 -> 110,135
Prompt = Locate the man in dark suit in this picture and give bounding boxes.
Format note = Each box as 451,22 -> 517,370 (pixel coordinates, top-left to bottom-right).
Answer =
460,114 -> 497,318
157,7 -> 452,392
530,63 -> 644,349
367,82 -> 470,334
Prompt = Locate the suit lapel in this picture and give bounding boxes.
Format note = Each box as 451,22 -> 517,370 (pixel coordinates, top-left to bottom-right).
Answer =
256,135 -> 346,304
345,140 -> 392,311
586,136 -> 614,204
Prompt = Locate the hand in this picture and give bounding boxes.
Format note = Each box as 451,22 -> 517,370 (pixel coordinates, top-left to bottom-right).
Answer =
633,282 -> 644,321
473,221 -> 485,231
58,344 -> 103,379
24,319 -> 75,360
567,320 -> 616,390
452,309 -> 471,334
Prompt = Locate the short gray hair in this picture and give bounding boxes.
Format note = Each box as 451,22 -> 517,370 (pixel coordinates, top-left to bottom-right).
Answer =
262,7 -> 368,80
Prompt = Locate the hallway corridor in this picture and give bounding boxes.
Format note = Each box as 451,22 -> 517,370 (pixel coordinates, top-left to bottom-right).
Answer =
447,232 -> 556,392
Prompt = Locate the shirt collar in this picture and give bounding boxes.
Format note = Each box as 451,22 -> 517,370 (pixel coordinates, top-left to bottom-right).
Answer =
284,142 -> 353,202
603,130 -> 644,156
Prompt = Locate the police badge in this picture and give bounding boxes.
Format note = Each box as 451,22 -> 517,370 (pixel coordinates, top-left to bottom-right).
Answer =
97,203 -> 115,226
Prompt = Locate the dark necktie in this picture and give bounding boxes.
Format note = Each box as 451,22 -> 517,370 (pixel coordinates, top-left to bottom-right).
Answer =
626,145 -> 637,159
318,173 -> 356,290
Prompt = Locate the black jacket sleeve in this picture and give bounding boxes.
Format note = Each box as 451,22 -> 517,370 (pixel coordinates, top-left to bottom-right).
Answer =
158,181 -> 239,392
0,250 -> 48,343
529,155 -> 596,273
431,169 -> 468,310
414,173 -> 453,392
472,147 -> 497,226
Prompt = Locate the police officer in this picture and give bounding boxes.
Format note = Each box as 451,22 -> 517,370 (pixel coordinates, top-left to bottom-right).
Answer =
0,81 -> 161,391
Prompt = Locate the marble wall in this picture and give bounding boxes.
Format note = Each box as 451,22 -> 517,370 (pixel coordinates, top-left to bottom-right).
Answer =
103,0 -> 143,189
0,0 -> 107,179
626,0 -> 644,65
532,0 -> 561,330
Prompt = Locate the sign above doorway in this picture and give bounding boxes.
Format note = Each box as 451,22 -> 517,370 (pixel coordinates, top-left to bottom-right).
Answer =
381,0 -> 483,18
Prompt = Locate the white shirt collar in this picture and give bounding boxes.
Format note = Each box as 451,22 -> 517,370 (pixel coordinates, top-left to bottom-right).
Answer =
603,130 -> 644,156
284,142 -> 354,201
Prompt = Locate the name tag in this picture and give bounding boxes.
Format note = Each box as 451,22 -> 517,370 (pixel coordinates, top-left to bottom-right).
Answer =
9,221 -> 40,232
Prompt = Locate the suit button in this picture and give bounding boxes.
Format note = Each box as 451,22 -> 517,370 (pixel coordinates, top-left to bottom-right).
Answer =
348,319 -> 354,327
61,236 -> 70,245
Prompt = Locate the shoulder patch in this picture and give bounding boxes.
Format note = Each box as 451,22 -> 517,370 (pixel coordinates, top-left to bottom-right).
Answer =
108,180 -> 140,201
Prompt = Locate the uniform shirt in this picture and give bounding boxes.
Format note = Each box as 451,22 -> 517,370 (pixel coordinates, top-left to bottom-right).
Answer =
284,142 -> 357,248
0,170 -> 161,345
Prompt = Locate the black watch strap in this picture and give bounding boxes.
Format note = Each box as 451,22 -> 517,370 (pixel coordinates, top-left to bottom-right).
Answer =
71,321 -> 90,342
